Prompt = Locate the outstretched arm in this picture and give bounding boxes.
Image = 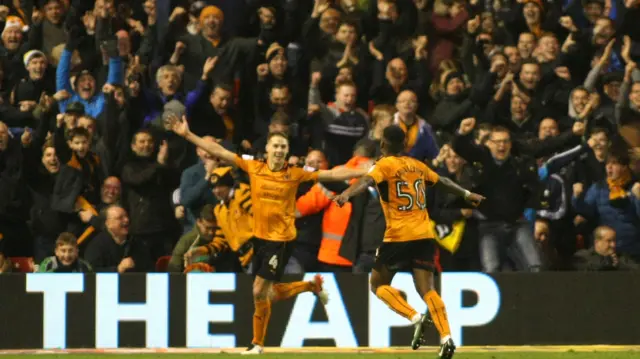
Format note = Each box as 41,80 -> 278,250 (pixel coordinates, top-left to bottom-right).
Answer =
317,166 -> 368,182
169,115 -> 236,164
435,176 -> 485,206
333,175 -> 376,206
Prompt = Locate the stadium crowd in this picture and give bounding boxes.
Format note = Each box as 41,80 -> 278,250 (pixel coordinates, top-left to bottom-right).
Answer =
1,0 -> 640,274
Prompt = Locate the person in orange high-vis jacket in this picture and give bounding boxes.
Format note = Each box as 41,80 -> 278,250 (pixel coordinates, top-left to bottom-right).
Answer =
296,154 -> 373,271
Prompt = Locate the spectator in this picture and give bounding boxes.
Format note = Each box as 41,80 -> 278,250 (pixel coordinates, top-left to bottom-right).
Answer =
168,204 -> 217,273
179,136 -> 218,233
184,167 -> 252,272
38,232 -> 92,272
84,205 -> 151,273
453,118 -> 544,272
573,151 -> 640,260
394,90 -> 439,161
121,130 -> 181,266
309,80 -> 369,166
572,225 -> 639,271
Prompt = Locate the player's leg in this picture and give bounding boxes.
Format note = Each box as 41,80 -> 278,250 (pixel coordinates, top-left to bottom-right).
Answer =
411,241 -> 455,358
246,274 -> 273,355
370,245 -> 422,324
243,239 -> 276,355
271,273 -> 329,304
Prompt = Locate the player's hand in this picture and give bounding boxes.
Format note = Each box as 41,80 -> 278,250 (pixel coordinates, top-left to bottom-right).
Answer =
332,193 -> 350,207
167,115 -> 191,137
465,192 -> 485,207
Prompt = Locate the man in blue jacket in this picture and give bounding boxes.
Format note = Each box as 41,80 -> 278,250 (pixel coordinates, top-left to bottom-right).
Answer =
56,28 -> 123,118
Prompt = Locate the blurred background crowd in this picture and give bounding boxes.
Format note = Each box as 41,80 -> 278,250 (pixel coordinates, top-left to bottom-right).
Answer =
1,0 -> 640,274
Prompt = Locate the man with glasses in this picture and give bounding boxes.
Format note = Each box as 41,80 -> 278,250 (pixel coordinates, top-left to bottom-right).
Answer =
453,118 -> 544,273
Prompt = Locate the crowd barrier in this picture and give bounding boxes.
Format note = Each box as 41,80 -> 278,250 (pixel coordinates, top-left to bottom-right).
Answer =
0,272 -> 638,349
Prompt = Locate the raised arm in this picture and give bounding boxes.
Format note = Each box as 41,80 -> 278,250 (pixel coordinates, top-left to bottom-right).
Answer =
169,115 -> 236,164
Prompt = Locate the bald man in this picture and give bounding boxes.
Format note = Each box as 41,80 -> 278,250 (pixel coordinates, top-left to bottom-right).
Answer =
180,136 -> 219,233
572,226 -> 639,271
394,90 -> 439,161
84,205 -> 152,272
371,57 -> 426,109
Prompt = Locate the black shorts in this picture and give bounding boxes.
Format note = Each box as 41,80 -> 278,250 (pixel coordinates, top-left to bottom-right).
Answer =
374,239 -> 437,273
250,237 -> 294,281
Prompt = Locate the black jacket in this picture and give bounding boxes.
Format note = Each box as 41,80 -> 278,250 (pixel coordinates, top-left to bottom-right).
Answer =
121,155 -> 180,235
84,231 -> 152,272
453,132 -> 541,223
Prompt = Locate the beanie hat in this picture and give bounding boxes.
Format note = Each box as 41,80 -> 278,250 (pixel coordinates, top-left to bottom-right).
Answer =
199,5 -> 224,25
2,16 -> 28,36
210,167 -> 235,188
23,50 -> 47,67
162,100 -> 186,122
266,43 -> 286,62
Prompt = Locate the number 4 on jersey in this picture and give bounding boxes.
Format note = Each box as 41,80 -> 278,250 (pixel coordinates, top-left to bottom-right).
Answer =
396,179 -> 427,211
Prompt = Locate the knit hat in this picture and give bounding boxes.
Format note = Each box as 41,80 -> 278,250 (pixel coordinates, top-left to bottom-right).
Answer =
210,167 -> 235,188
190,1 -> 206,17
523,0 -> 544,9
66,102 -> 86,115
162,100 -> 186,122
2,16 -> 28,36
266,43 -> 286,62
199,5 -> 224,25
23,50 -> 47,67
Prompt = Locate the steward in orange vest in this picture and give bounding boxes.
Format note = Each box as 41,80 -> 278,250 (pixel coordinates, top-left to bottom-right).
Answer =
296,155 -> 372,270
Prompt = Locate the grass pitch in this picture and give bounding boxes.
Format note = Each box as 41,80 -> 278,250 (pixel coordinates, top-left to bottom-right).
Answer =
2,347 -> 640,359
0,354 -> 639,359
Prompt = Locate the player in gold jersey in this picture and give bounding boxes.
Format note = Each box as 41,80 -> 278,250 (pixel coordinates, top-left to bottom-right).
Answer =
334,125 -> 484,359
169,115 -> 369,355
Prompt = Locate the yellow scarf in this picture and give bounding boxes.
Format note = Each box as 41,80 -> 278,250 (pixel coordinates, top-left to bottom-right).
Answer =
607,168 -> 632,201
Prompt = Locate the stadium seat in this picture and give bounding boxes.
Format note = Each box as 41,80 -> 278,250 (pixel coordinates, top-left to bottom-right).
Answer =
155,256 -> 172,272
10,257 -> 35,273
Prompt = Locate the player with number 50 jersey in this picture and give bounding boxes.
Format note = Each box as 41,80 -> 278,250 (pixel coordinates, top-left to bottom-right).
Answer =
367,156 -> 439,243
333,125 -> 485,359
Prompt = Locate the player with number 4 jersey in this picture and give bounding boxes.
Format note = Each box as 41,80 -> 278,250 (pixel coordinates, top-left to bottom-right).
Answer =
333,125 -> 485,359
168,114 -> 370,355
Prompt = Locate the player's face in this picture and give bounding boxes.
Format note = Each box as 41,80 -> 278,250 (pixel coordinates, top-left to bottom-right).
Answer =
55,244 -> 79,266
266,135 -> 289,166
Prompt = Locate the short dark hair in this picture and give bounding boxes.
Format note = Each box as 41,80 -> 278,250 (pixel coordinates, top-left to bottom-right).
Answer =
267,131 -> 289,143
67,127 -> 90,141
199,204 -> 216,222
270,111 -> 290,126
354,138 -> 377,158
214,83 -> 233,93
491,125 -> 510,135
56,232 -> 77,247
590,127 -> 609,137
271,83 -> 290,93
382,125 -> 406,155
521,59 -> 540,69
132,129 -> 154,144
